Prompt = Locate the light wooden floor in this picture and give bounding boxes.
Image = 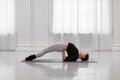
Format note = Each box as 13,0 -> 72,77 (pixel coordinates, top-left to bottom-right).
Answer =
0,51 -> 120,80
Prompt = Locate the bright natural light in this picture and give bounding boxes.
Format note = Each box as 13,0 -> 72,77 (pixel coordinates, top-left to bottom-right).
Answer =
52,0 -> 110,34
0,0 -> 15,35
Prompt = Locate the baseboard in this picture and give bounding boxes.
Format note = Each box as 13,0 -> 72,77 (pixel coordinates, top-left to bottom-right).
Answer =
16,44 -> 48,51
112,44 -> 120,51
112,47 -> 120,51
16,44 -> 115,51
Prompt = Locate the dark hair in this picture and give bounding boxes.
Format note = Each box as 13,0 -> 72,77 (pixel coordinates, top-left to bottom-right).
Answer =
81,53 -> 89,61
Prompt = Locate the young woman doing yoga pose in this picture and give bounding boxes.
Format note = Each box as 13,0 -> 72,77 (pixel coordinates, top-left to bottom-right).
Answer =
24,42 -> 89,62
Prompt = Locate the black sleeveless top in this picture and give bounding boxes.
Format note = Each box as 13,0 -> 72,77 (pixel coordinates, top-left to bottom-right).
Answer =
64,43 -> 79,61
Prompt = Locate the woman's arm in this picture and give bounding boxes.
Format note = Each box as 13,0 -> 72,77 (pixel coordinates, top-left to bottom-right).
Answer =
62,50 -> 66,61
62,44 -> 67,61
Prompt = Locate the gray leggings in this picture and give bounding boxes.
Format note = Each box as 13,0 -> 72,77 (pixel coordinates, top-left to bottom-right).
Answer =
35,42 -> 67,58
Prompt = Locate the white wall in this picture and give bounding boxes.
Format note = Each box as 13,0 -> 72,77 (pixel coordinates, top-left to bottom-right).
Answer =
16,0 -> 120,51
112,0 -> 120,50
16,0 -> 49,51
30,0 -> 48,46
16,0 -> 31,46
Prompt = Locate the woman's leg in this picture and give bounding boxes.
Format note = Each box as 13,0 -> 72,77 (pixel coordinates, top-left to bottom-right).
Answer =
35,42 -> 66,57
25,42 -> 66,61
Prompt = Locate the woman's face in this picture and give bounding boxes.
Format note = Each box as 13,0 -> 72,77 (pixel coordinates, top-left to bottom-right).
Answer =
79,52 -> 87,59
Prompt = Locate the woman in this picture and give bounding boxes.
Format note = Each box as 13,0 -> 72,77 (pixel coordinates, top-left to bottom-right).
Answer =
24,42 -> 89,62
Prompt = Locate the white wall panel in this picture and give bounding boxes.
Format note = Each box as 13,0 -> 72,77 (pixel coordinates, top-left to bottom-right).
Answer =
31,0 -> 48,46
112,0 -> 120,50
16,0 -> 48,51
16,0 -> 31,46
